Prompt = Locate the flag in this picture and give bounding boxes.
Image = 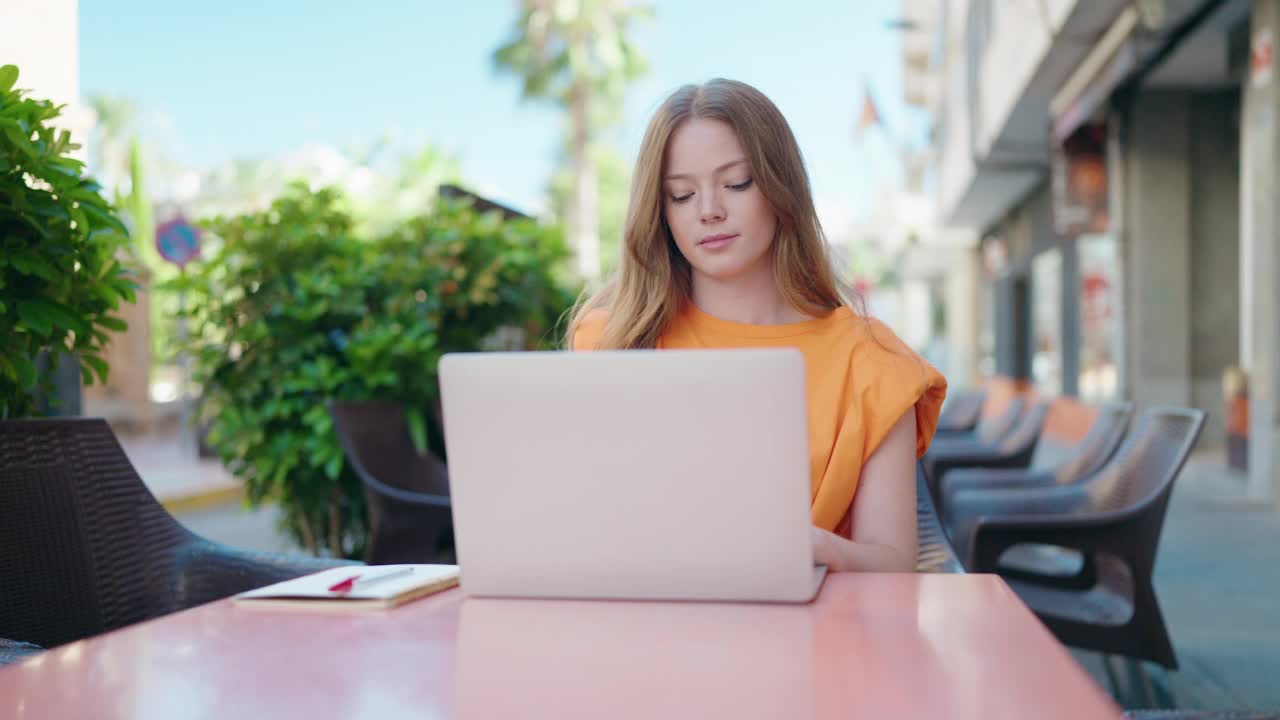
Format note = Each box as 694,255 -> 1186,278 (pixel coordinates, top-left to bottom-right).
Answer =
854,84 -> 882,141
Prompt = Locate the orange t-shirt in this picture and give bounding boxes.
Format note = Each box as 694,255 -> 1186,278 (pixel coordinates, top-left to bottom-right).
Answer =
572,303 -> 948,534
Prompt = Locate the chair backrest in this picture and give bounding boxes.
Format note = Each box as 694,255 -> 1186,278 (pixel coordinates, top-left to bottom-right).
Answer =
0,419 -> 191,647
1082,407 -> 1206,515
976,377 -> 1028,421
1030,400 -> 1134,482
937,390 -> 985,433
970,376 -> 1035,445
973,395 -> 1024,445
327,400 -> 449,497
995,400 -> 1050,454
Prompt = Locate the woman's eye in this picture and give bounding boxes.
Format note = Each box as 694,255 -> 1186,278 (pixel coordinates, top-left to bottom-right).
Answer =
670,192 -> 694,203
727,179 -> 754,191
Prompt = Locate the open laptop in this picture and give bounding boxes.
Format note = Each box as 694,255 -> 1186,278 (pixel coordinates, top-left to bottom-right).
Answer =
437,348 -> 827,603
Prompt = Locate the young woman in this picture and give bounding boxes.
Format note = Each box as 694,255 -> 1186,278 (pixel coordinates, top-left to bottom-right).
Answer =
568,79 -> 947,572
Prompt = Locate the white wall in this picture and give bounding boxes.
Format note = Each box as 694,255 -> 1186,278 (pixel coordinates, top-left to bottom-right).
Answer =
938,0 -> 976,222
976,1 -> 1060,157
0,0 -> 90,158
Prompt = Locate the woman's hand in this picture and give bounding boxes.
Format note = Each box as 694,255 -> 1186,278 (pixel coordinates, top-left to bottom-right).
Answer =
812,526 -> 847,571
812,526 -> 917,572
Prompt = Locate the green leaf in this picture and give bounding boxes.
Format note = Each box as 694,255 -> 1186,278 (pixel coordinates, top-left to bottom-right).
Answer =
406,407 -> 429,455
0,65 -> 17,93
2,124 -> 35,158
80,203 -> 128,236
97,315 -> 128,332
81,354 -> 109,384
17,298 -> 92,337
16,301 -> 51,335
13,355 -> 36,391
10,251 -> 58,281
323,453 -> 343,481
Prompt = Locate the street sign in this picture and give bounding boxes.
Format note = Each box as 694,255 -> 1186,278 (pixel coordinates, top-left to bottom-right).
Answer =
156,217 -> 201,267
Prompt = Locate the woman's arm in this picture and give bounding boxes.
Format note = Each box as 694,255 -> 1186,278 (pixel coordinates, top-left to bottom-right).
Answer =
811,409 -> 919,572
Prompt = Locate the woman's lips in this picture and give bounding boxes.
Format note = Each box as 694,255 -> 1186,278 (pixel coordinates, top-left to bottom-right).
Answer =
699,233 -> 738,249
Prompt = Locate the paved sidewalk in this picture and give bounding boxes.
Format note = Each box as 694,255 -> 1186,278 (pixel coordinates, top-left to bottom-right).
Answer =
117,429 -> 242,512
1075,449 -> 1280,714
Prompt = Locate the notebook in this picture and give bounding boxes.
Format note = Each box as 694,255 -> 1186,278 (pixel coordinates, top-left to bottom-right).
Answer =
233,564 -> 460,610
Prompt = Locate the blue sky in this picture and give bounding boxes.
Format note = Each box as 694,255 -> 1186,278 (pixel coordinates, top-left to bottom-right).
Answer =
80,0 -> 923,228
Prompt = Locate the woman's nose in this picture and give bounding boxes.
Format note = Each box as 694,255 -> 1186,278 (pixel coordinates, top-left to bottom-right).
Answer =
699,192 -> 724,223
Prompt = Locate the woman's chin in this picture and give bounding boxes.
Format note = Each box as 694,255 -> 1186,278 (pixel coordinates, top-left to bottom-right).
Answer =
691,254 -> 769,283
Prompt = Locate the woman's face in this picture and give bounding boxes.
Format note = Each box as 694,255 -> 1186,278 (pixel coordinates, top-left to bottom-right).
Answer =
662,118 -> 777,283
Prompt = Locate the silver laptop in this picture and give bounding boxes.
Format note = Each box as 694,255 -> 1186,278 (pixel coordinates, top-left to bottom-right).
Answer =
437,348 -> 827,603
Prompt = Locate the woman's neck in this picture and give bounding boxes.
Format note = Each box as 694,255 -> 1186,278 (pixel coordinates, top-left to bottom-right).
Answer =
690,265 -> 811,325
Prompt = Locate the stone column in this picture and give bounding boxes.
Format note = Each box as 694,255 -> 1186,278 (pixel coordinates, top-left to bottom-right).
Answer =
1240,0 -> 1280,502
1122,90 -> 1193,411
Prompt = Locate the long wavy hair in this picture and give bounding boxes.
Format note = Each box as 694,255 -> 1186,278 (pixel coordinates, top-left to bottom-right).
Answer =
566,78 -> 863,350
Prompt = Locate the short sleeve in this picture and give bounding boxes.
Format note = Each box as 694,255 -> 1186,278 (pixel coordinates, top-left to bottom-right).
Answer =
571,309 -> 609,351
854,318 -> 948,461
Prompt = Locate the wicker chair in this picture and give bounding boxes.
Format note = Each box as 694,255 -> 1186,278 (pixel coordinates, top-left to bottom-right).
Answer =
0,418 -> 357,650
0,638 -> 44,667
914,462 -> 964,574
328,400 -> 455,565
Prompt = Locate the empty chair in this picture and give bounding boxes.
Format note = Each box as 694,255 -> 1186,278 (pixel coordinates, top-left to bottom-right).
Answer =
939,400 -> 1132,511
957,407 -> 1206,669
328,400 -> 455,565
923,399 -> 1049,505
933,376 -> 1028,445
935,388 -> 985,433
0,418 -> 355,649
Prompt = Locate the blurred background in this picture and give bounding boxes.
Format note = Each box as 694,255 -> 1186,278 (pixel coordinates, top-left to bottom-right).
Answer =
6,0 -> 1280,711
6,7 -> 931,412
4,0 -> 939,536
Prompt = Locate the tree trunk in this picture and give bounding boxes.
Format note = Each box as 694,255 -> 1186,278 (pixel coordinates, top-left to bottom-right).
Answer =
298,510 -> 319,557
569,81 -> 600,280
328,488 -> 344,558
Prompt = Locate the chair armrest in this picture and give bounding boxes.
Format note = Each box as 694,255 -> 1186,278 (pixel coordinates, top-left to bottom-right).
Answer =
926,437 -> 997,455
967,504 -> 1141,573
924,446 -> 1033,502
941,468 -> 1058,510
170,539 -> 363,610
931,429 -> 979,443
931,449 -> 1032,477
358,468 -> 452,508
944,485 -> 1090,567
0,637 -> 44,666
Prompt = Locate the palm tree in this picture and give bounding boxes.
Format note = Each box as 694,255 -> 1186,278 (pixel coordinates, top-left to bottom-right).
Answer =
87,96 -> 137,198
494,0 -> 649,280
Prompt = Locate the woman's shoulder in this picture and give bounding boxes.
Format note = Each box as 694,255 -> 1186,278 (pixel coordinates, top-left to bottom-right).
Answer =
570,308 -> 610,351
841,315 -> 942,385
839,313 -> 948,455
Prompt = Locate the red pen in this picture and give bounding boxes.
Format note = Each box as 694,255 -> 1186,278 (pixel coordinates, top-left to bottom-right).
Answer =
327,567 -> 415,593
327,575 -> 361,593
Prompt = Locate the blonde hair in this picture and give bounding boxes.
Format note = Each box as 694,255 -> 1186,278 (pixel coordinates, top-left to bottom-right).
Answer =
566,78 -> 863,350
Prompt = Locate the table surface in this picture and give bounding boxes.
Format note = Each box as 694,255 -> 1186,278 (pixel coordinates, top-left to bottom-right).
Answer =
0,573 -> 1121,720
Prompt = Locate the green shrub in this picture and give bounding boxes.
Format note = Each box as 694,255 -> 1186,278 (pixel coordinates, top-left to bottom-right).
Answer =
175,182 -> 578,558
0,65 -> 137,418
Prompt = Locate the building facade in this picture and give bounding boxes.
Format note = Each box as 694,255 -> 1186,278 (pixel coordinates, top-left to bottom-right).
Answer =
904,0 -> 1279,502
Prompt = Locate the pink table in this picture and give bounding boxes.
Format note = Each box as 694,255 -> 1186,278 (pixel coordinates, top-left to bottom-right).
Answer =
0,573 -> 1121,719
